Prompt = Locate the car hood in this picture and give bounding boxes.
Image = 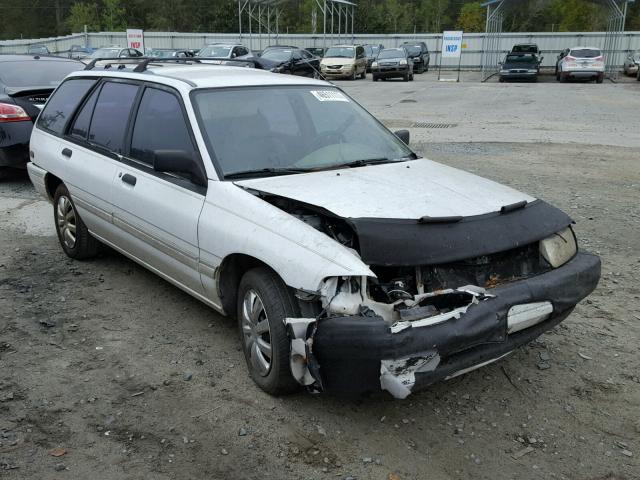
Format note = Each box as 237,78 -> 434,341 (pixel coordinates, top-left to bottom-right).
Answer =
234,159 -> 535,220
321,57 -> 354,66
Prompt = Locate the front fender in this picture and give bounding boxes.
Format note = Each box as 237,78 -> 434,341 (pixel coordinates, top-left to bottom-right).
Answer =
198,181 -> 374,292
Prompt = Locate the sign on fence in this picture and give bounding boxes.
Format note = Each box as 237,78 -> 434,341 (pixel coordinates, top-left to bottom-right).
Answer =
126,29 -> 145,51
441,31 -> 463,58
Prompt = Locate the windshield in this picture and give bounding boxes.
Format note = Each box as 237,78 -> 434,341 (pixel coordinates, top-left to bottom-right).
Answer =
505,55 -> 537,64
570,49 -> 601,58
198,45 -> 231,57
0,61 -> 81,87
378,49 -> 403,59
90,48 -> 120,58
324,47 -> 355,58
261,49 -> 292,62
192,86 -> 413,178
403,45 -> 421,55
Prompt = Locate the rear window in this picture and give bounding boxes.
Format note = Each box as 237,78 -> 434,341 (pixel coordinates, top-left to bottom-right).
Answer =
570,49 -> 601,58
0,60 -> 81,88
37,78 -> 96,135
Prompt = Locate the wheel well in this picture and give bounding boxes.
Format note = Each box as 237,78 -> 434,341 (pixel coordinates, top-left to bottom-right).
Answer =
217,254 -> 279,316
44,173 -> 63,201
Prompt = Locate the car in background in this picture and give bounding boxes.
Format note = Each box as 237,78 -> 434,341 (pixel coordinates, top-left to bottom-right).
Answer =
0,55 -> 83,178
364,44 -> 384,72
255,47 -> 321,78
68,45 -> 95,60
556,47 -> 604,83
320,45 -> 367,80
89,46 -> 144,59
499,53 -> 541,82
511,43 -> 539,55
197,43 -> 251,59
27,44 -> 51,56
623,50 -> 639,77
306,47 -> 325,58
401,42 -> 430,73
149,48 -> 194,58
371,47 -> 413,82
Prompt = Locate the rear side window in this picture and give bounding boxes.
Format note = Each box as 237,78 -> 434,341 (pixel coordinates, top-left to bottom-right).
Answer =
130,87 -> 196,165
70,86 -> 100,139
88,82 -> 138,153
37,78 -> 96,135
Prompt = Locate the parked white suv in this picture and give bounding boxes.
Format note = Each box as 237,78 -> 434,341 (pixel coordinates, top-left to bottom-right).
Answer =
556,46 -> 605,83
28,59 -> 600,398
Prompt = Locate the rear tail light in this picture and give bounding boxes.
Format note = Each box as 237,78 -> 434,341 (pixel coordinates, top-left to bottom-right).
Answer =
0,103 -> 31,123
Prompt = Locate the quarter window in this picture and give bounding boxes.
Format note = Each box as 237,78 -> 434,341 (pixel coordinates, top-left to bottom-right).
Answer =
130,87 -> 196,165
88,82 -> 138,153
37,79 -> 96,135
69,85 -> 100,139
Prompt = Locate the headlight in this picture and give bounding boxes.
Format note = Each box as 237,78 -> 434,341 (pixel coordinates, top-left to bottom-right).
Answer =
539,227 -> 577,268
527,69 -> 538,73
500,69 -> 509,74
371,61 -> 378,68
270,67 -> 283,73
399,59 -> 407,65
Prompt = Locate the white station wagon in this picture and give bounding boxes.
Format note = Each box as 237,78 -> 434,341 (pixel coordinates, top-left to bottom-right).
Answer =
27,58 -> 601,398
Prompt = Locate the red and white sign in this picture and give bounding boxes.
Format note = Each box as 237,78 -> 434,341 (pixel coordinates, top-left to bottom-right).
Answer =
126,29 -> 145,52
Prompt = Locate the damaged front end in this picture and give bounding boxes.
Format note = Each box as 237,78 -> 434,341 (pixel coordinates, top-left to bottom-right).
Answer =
250,190 -> 601,398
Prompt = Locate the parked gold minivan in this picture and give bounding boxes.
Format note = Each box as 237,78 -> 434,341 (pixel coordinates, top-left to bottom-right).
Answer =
320,45 -> 367,80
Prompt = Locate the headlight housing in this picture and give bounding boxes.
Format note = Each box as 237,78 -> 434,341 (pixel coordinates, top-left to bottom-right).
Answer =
371,61 -> 378,68
539,227 -> 577,268
399,59 -> 407,65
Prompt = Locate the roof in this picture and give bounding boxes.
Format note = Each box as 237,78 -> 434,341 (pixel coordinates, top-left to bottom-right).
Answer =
67,64 -> 328,90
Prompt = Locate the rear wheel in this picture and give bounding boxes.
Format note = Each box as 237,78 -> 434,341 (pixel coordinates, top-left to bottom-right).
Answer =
409,73 -> 414,81
596,73 -> 604,84
53,183 -> 99,260
237,267 -> 300,395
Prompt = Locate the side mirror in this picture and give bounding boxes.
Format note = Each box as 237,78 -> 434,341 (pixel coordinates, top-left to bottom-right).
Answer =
153,150 -> 207,187
394,129 -> 410,145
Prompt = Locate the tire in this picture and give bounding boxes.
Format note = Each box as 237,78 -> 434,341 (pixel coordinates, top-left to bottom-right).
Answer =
237,267 -> 300,395
560,72 -> 567,83
350,69 -> 357,80
0,167 -> 8,181
637,70 -> 640,81
499,77 -> 505,83
596,74 -> 604,84
409,73 -> 414,81
372,75 -> 378,82
425,61 -> 429,72
403,73 -> 409,82
53,183 -> 99,260
555,69 -> 560,81
360,69 -> 366,79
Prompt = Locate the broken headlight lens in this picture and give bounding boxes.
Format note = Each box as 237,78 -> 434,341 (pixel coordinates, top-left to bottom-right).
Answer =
539,227 -> 577,268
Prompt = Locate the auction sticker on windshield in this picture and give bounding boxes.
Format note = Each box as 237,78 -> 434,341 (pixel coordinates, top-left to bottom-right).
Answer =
310,90 -> 349,102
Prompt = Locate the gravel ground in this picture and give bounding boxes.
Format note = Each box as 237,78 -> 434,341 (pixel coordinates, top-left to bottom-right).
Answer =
1,73 -> 639,480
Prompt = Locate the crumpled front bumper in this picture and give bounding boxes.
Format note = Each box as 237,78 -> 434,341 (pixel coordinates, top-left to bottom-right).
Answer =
305,250 -> 601,397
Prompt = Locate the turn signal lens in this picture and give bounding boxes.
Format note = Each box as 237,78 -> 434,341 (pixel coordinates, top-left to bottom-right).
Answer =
0,103 -> 30,123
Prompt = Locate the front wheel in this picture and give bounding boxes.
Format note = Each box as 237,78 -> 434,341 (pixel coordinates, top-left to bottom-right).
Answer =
237,267 -> 300,395
350,69 -> 357,80
360,69 -> 366,79
372,75 -> 378,82
53,184 -> 99,260
403,73 -> 409,82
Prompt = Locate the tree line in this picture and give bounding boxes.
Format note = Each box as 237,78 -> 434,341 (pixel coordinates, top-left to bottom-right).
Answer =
1,0 -> 639,41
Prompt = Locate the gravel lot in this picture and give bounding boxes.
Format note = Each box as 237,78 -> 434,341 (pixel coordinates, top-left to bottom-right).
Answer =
1,72 -> 639,480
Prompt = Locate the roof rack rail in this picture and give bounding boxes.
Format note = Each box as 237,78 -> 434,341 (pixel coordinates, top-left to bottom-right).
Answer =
84,56 -> 261,72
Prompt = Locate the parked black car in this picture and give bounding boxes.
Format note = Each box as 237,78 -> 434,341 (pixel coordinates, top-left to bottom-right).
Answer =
401,41 -> 430,73
499,53 -> 541,82
364,44 -> 384,72
371,48 -> 414,82
255,47 -> 322,78
0,55 -> 83,177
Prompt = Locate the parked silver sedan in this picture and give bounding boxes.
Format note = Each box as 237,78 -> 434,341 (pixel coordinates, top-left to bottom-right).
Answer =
622,50 -> 639,77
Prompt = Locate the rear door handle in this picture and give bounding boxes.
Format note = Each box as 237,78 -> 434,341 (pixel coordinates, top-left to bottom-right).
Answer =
121,173 -> 137,186
61,148 -> 72,158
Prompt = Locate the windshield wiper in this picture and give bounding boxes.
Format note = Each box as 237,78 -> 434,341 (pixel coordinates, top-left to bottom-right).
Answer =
225,167 -> 313,179
333,154 -> 418,170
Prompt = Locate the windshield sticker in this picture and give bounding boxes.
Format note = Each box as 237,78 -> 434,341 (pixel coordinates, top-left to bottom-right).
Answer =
310,90 -> 349,102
